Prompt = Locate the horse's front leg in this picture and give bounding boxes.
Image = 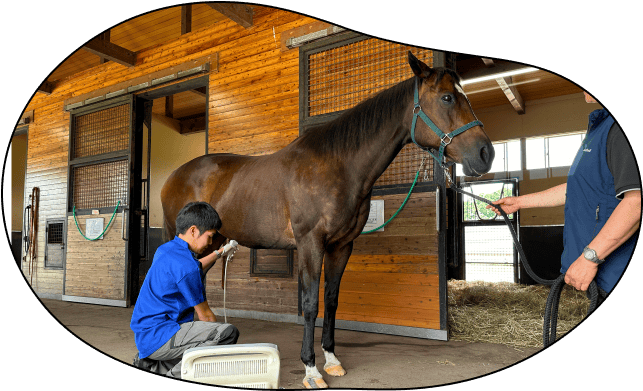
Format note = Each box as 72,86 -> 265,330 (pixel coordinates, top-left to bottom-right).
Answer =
321,241 -> 352,378
298,234 -> 328,389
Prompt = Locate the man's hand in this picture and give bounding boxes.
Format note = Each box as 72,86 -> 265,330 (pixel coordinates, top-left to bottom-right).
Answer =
564,255 -> 599,291
487,196 -> 521,216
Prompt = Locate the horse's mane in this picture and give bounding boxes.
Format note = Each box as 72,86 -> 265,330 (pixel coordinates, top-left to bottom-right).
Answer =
298,68 -> 460,156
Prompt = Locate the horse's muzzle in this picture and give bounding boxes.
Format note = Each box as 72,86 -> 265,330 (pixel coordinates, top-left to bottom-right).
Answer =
462,141 -> 495,176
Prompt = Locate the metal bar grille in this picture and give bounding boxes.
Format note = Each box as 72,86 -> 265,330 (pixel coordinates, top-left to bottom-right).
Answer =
304,37 -> 434,186
45,221 -> 64,268
308,39 -> 432,116
250,249 -> 293,277
464,226 -> 515,283
47,222 -> 64,244
72,104 -> 130,159
71,159 -> 128,209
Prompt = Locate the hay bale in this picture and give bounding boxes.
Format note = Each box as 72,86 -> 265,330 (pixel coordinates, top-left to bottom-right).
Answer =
447,279 -> 590,348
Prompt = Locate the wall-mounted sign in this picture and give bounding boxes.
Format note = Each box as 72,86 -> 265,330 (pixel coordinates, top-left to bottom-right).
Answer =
86,218 -> 105,240
362,199 -> 385,232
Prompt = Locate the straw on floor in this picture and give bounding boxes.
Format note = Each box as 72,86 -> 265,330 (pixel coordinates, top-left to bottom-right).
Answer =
447,279 -> 590,348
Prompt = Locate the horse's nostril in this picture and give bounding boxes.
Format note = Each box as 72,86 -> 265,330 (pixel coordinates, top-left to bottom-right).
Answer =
480,145 -> 489,164
480,143 -> 494,166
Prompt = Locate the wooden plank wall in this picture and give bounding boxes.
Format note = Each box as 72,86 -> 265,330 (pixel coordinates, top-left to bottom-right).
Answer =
65,213 -> 126,300
206,247 -> 299,315
21,99 -> 68,297
21,6 -> 315,302
21,4 -> 441,331
319,191 -> 440,329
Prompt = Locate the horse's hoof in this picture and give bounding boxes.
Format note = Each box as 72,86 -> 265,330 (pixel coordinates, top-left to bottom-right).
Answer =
324,364 -> 346,377
303,377 -> 328,389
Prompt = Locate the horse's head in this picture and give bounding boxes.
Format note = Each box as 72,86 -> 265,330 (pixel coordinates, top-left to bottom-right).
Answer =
407,52 -> 494,176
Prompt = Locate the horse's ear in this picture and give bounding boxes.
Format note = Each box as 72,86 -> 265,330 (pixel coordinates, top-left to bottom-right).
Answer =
408,51 -> 432,78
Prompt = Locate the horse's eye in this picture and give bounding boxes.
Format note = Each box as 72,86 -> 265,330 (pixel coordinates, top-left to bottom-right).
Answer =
441,94 -> 454,104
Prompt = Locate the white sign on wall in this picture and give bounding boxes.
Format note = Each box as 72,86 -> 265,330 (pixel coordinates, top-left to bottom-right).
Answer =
362,199 -> 385,233
85,217 -> 105,240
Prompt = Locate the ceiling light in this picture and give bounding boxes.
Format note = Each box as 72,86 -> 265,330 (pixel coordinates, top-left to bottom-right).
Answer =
461,66 -> 539,86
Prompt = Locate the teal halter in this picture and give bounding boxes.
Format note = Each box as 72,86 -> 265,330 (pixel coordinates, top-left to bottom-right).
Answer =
410,77 -> 483,168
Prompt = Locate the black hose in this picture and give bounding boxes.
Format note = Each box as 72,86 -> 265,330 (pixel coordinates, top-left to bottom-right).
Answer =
452,186 -> 605,347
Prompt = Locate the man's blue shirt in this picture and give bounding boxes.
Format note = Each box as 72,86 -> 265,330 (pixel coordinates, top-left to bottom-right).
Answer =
130,236 -> 205,358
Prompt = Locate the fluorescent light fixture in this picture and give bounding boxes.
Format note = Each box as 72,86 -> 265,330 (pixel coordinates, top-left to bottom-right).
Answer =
461,67 -> 539,86
286,25 -> 345,48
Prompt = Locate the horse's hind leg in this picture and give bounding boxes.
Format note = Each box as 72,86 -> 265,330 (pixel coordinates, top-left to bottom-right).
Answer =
298,235 -> 327,389
321,242 -> 352,377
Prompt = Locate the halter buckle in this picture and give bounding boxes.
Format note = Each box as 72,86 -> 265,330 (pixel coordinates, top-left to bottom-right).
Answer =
413,104 -> 422,115
441,134 -> 452,146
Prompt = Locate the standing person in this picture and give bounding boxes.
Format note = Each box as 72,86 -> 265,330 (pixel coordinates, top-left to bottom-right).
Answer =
131,201 -> 239,378
488,92 -> 641,295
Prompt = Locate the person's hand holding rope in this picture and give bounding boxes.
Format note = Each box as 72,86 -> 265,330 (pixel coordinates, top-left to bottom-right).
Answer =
564,255 -> 599,291
486,196 -> 522,216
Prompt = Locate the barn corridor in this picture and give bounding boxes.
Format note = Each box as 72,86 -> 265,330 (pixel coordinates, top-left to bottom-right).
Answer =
40,298 -> 540,389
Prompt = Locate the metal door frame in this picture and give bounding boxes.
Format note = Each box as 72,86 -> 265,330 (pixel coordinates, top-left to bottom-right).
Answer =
63,94 -> 146,307
457,178 -> 520,282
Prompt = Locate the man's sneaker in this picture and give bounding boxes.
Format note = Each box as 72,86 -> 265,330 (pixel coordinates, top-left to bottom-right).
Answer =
132,353 -> 156,370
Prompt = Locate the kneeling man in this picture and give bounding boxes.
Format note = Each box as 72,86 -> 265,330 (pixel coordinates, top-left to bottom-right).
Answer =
131,201 -> 239,377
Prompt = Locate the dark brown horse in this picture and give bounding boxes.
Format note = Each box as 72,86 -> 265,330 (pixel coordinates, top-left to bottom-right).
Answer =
161,52 -> 494,388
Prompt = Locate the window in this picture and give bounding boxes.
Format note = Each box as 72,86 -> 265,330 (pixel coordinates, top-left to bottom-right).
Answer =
460,181 -> 518,283
457,140 -> 520,176
462,182 -> 515,222
68,96 -> 131,212
457,132 -> 586,175
526,133 -> 585,169
45,220 -> 65,269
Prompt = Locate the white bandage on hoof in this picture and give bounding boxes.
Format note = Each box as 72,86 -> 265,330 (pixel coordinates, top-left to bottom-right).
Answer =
322,348 -> 346,377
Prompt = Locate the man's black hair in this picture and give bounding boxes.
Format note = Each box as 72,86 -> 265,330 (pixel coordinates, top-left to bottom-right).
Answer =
175,201 -> 222,236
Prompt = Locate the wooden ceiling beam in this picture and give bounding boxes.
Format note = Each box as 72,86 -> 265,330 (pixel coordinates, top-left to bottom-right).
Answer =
481,58 -> 525,114
497,76 -> 525,114
165,95 -> 174,119
38,81 -> 55,95
82,38 -> 137,67
207,3 -> 253,28
179,114 -> 206,134
188,87 -> 207,98
98,31 -> 111,64
181,5 -> 192,35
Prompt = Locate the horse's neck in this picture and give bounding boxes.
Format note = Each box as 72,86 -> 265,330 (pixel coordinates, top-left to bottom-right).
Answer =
352,116 -> 411,197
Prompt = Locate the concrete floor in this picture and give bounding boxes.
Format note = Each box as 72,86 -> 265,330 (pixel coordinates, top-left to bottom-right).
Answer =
37,298 -> 542,389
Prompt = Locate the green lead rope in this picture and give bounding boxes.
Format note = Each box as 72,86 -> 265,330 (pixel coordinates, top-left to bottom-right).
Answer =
361,170 -> 420,234
73,200 -> 121,241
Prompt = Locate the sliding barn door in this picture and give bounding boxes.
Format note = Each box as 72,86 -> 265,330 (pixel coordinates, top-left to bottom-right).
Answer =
299,33 -> 448,340
63,95 -> 147,307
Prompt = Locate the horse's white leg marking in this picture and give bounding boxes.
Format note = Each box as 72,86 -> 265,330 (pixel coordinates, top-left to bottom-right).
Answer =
303,365 -> 328,389
322,347 -> 346,376
305,365 -> 323,380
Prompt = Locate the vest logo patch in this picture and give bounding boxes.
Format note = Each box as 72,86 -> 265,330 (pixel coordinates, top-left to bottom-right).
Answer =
583,148 -> 592,152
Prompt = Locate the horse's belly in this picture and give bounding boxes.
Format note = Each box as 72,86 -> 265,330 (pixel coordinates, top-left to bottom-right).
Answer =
215,194 -> 296,250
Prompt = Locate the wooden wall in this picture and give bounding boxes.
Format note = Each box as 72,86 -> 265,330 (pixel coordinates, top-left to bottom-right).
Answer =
21,5 -> 443,334
319,191 -> 440,329
21,6 -> 316,300
206,247 -> 299,315
65,213 -> 126,301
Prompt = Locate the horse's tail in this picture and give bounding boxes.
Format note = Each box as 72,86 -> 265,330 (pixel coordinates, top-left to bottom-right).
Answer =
162,212 -> 175,243
160,172 -> 178,243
